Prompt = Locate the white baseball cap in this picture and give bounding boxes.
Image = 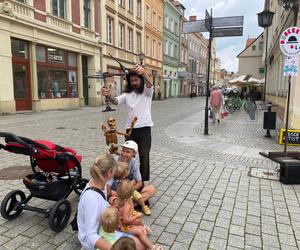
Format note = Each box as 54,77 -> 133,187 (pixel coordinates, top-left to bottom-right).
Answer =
122,140 -> 138,153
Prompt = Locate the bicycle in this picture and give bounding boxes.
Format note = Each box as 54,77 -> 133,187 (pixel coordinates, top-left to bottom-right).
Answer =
224,96 -> 257,114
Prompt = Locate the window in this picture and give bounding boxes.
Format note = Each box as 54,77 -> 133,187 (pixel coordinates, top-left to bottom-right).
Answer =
107,17 -> 114,44
16,0 -> 26,3
158,42 -> 162,60
119,23 -> 125,48
170,19 -> 173,31
165,40 -> 168,55
152,39 -> 156,58
170,42 -> 173,56
181,49 -> 184,63
36,46 -> 78,99
259,41 -> 263,50
174,44 -> 177,58
52,0 -> 66,19
158,16 -> 162,31
128,28 -> 133,51
153,12 -> 156,28
137,0 -> 141,18
175,22 -> 178,35
136,32 -> 141,54
11,38 -> 29,59
83,0 -> 91,28
119,0 -> 124,7
128,0 -> 133,12
145,36 -> 149,55
252,45 -> 256,51
165,15 -> 169,28
146,6 -> 150,23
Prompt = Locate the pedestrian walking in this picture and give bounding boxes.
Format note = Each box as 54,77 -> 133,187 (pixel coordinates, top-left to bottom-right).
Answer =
101,65 -> 154,182
209,85 -> 223,124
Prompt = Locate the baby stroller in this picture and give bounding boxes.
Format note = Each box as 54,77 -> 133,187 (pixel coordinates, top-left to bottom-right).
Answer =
0,132 -> 88,232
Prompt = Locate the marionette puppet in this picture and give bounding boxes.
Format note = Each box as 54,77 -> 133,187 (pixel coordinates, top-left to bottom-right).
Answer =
101,116 -> 137,154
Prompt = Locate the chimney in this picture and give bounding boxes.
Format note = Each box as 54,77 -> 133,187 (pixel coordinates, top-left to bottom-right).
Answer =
189,16 -> 197,22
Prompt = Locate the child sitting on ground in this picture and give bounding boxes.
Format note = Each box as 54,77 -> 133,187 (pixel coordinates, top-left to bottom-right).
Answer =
116,180 -> 163,250
108,162 -> 151,215
97,206 -> 119,249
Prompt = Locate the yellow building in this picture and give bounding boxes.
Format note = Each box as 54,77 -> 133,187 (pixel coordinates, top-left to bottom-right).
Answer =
262,0 -> 300,126
0,0 -> 102,114
144,0 -> 164,99
101,0 -> 144,96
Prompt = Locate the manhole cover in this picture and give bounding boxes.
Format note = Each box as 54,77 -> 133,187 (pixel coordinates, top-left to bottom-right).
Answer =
248,167 -> 279,181
0,165 -> 32,180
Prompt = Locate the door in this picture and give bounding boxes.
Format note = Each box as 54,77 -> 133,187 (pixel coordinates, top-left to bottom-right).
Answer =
82,55 -> 89,105
13,63 -> 32,111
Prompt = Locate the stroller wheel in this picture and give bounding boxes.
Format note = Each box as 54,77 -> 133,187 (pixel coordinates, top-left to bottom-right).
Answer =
49,199 -> 71,232
1,190 -> 26,220
74,178 -> 89,195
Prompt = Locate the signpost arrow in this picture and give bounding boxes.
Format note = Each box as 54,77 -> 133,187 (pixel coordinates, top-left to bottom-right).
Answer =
212,16 -> 244,28
212,27 -> 243,37
182,20 -> 207,33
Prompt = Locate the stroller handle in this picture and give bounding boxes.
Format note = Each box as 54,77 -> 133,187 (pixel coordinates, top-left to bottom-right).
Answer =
0,132 -> 29,147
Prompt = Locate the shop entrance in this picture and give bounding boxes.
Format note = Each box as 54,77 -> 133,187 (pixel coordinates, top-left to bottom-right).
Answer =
82,55 -> 89,105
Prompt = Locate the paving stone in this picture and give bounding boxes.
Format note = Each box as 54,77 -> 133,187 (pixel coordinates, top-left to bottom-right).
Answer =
175,231 -> 194,245
228,234 -> 244,249
209,237 -> 227,250
170,241 -> 189,250
262,234 -> 280,248
157,232 -> 177,246
2,235 -> 30,250
245,234 -> 262,248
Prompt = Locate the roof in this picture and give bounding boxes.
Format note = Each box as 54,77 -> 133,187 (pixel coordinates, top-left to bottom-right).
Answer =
236,33 -> 263,58
245,38 -> 256,48
228,75 -> 263,85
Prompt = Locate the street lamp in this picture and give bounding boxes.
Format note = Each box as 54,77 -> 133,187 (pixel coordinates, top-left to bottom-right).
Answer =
138,52 -> 145,66
257,9 -> 274,102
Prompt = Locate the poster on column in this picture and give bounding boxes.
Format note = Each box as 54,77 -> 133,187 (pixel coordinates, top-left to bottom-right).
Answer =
283,56 -> 298,76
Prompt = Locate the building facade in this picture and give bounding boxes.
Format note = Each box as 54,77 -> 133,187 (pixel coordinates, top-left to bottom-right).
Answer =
144,0 -> 164,99
100,0 -> 144,98
163,0 -> 181,98
237,34 -> 264,79
262,0 -> 300,125
0,0 -> 103,114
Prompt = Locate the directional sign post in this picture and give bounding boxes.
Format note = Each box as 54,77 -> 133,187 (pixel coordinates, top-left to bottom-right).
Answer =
182,10 -> 244,135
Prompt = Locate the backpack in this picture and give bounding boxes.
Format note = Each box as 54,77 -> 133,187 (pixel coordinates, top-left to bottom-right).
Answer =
70,187 -> 107,231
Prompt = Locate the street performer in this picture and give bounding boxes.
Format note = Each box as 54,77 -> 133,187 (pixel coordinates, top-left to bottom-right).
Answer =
101,64 -> 154,182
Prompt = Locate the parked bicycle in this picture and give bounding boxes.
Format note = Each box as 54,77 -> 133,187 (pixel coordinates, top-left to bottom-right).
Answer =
224,96 -> 257,114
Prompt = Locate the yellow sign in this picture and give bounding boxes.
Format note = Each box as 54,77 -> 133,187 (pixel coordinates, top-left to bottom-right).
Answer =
278,128 -> 300,146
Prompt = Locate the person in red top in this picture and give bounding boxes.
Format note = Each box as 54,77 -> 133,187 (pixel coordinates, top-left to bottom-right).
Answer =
210,85 -> 223,124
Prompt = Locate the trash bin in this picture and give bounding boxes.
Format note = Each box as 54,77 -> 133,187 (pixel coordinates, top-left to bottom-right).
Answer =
263,103 -> 276,137
279,158 -> 300,184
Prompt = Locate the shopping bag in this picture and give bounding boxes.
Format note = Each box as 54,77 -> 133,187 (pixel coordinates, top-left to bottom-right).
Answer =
221,108 -> 228,119
208,108 -> 213,119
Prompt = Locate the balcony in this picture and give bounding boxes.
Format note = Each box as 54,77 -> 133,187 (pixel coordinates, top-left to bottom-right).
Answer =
4,0 -> 34,19
46,14 -> 72,32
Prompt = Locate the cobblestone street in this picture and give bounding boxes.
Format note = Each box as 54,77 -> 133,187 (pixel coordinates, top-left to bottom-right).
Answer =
1,97 -> 300,250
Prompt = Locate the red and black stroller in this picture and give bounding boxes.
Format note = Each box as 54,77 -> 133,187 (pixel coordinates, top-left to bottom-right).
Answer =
0,132 -> 88,232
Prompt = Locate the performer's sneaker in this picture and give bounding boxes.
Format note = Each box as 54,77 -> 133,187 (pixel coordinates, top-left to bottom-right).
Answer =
143,205 -> 151,216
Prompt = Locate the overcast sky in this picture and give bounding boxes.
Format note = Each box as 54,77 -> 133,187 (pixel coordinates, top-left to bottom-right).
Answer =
180,0 -> 265,72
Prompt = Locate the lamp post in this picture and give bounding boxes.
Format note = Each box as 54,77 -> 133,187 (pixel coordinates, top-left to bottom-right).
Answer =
257,9 -> 274,102
138,52 -> 145,66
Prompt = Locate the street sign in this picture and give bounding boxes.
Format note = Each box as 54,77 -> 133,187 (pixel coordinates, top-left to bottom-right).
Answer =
283,56 -> 298,76
212,16 -> 244,28
182,20 -> 207,33
205,9 -> 211,32
279,26 -> 300,57
212,27 -> 243,37
278,128 -> 300,146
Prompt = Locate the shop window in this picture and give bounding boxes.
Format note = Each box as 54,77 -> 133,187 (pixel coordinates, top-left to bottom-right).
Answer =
37,46 -> 77,99
68,53 -> 77,67
11,38 -> 29,59
36,45 -> 46,62
47,48 -> 66,64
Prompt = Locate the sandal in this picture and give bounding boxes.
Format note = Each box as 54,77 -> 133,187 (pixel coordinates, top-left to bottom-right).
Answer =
143,205 -> 151,216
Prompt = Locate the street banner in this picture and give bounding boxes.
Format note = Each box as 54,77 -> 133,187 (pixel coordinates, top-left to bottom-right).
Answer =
279,26 -> 300,57
283,56 -> 298,76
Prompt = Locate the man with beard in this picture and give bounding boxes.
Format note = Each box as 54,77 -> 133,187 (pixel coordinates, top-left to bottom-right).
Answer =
101,64 -> 153,182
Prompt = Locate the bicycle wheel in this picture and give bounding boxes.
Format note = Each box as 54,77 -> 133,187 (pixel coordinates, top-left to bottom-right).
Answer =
225,102 -> 236,114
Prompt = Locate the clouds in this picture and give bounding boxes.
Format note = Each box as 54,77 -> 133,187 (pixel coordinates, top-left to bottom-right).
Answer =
180,0 -> 264,72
